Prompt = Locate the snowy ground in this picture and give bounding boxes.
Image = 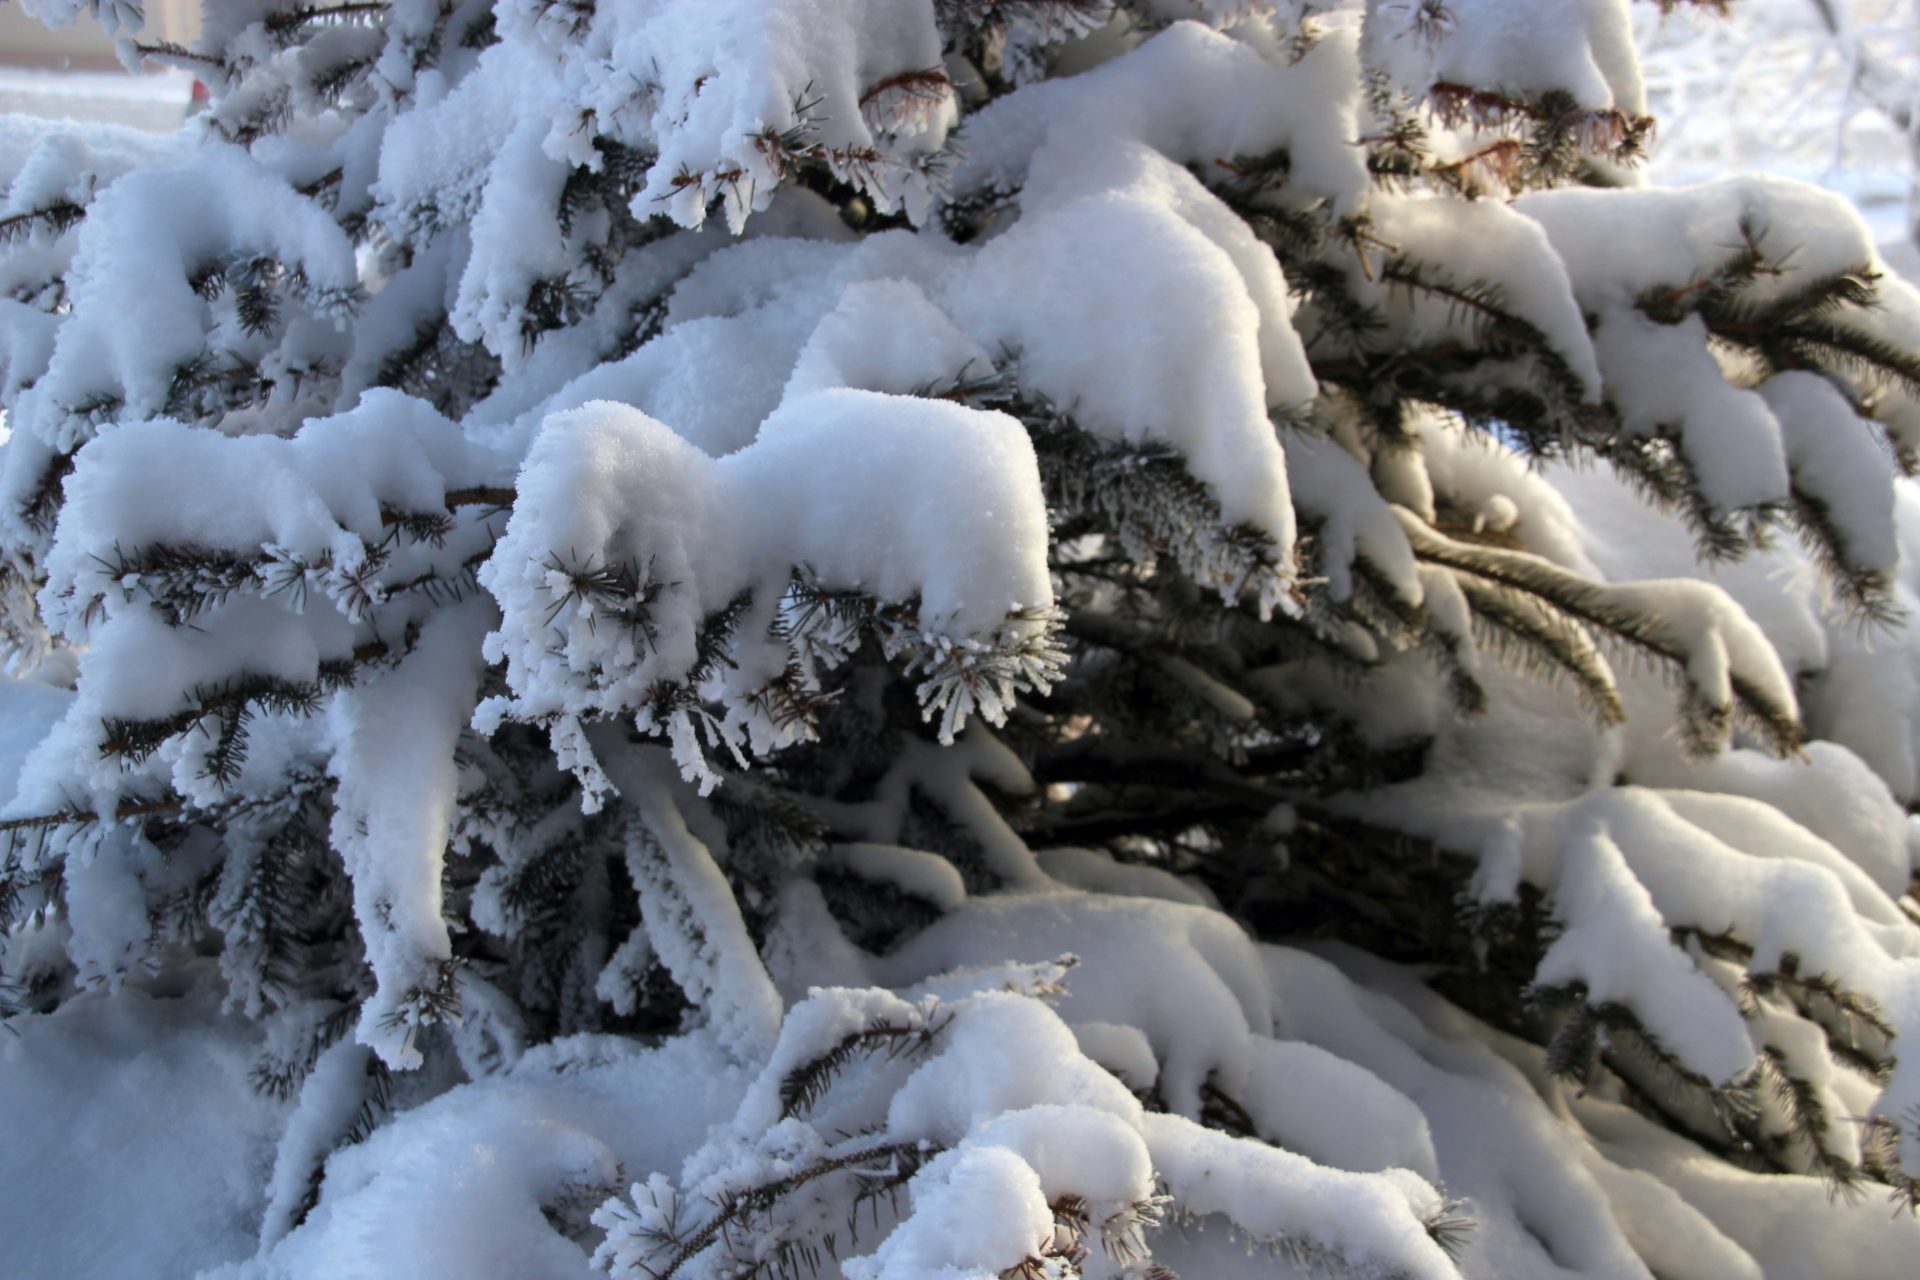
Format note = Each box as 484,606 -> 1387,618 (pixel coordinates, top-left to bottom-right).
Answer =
0,65 -> 192,134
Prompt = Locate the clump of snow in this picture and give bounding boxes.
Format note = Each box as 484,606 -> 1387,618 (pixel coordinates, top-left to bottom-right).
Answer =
478,387 -> 1055,783
1365,0 -> 1647,116
0,977 -> 286,1280
6,145 -> 358,455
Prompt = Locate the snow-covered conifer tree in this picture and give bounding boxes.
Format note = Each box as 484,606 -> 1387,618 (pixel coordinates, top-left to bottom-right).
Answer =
5,1 -> 1920,1275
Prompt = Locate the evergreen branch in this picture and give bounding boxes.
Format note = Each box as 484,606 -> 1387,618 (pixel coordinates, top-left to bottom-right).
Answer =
96,642 -> 394,776
778,1007 -> 951,1118
709,778 -> 830,866
1754,1043 -> 1864,1193
264,2 -> 392,44
493,839 -> 585,928
1770,322 -> 1920,398
934,0 -> 1114,40
1378,258 -> 1589,401
80,496 -> 503,625
371,313 -> 503,415
0,201 -> 86,244
652,1140 -> 936,1280
100,677 -> 326,765
83,542 -> 260,626
1861,1113 -> 1920,1212
1454,573 -> 1626,726
1030,741 -> 1296,807
1757,270 -> 1878,328
20,451 -> 77,537
1684,934 -> 1903,1078
1017,798 -> 1261,847
0,795 -> 186,834
1596,432 -> 1754,563
904,606 -> 1068,743
1636,218 -> 1774,324
250,999 -> 359,1100
856,67 -> 953,130
376,958 -> 465,1040
1400,512 -> 1803,754
1781,480 -> 1901,625
1543,1001 -> 1602,1083
1199,1081 -> 1259,1138
218,801 -> 335,1008
1532,984 -> 1727,1099
1017,393 -> 1293,613
127,40 -> 228,72
282,1046 -> 392,1236
1428,139 -> 1527,193
1426,83 -> 1652,163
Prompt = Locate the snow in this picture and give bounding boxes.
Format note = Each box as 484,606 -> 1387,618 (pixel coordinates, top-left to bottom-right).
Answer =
1532,815 -> 1756,1082
450,118 -> 575,365
477,387 -> 1054,778
1365,0 -> 1647,116
1035,845 -> 1217,907
954,187 -> 1299,574
0,672 -> 70,803
1616,660 -> 1917,893
600,744 -> 786,1061
1518,176 -> 1885,306
2,1 -> 1920,1276
614,0 -> 955,231
881,891 -> 1274,1118
9,144 -> 359,453
1760,370 -> 1900,574
1237,1035 -> 1441,1180
1283,431 -> 1420,604
1281,942 -> 1911,1279
230,1031 -> 750,1280
371,42 -> 536,243
1368,192 -> 1603,399
0,976 -> 285,1280
39,392 -> 493,623
1590,310 -> 1793,512
949,20 -> 1371,220
843,1143 -> 1054,1280
0,113 -> 189,215
784,278 -> 993,403
255,1036 -> 375,1251
327,600 -> 491,1069
823,842 -> 969,911
1577,1092 -> 1920,1279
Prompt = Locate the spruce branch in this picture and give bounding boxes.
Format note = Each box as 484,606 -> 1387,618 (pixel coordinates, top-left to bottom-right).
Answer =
250,999 -> 361,1100
1861,1112 -> 1920,1213
1454,573 -> 1626,727
1753,1043 -> 1865,1193
0,795 -> 186,835
778,1006 -> 952,1119
92,642 -> 396,780
1399,511 -> 1804,755
0,202 -> 86,245
601,1138 -> 938,1280
262,2 -> 393,47
856,67 -> 953,132
1426,83 -> 1653,168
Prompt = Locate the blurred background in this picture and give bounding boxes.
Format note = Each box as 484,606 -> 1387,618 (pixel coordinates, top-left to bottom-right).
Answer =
1636,0 -> 1918,277
0,0 -> 194,130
